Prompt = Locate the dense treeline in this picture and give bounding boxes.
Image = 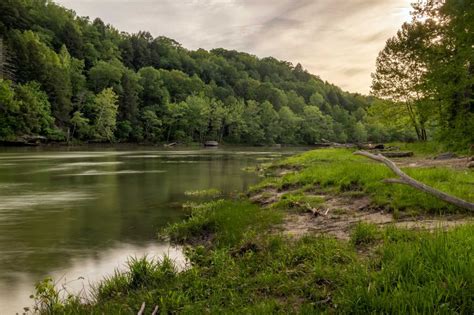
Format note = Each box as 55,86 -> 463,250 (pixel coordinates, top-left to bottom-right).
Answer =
0,0 -> 408,145
372,0 -> 474,148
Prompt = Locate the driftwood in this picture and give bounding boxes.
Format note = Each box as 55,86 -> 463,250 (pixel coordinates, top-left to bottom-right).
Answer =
314,142 -> 356,148
137,302 -> 146,315
293,201 -> 328,216
357,143 -> 385,150
354,151 -> 474,212
380,151 -> 413,158
164,142 -> 177,147
137,303 -> 159,315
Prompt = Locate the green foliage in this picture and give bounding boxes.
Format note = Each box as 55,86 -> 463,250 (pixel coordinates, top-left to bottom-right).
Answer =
91,88 -> 118,142
0,79 -> 55,139
0,0 -> 398,144
15,81 -> 55,134
0,79 -> 19,139
372,0 -> 474,148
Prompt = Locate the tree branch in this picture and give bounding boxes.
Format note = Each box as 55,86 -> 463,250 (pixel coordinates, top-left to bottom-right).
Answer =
354,150 -> 474,212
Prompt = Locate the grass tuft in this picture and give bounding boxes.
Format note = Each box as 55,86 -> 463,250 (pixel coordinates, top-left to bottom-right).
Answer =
351,222 -> 381,246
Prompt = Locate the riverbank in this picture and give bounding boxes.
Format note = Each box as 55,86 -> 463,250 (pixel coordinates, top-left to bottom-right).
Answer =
32,148 -> 474,314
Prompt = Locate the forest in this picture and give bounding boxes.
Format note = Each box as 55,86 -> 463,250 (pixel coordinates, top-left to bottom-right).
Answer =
1,1 -> 472,147
0,0 -> 417,146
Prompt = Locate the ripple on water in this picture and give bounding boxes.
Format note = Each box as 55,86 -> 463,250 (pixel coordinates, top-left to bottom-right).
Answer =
28,161 -> 124,174
60,169 -> 167,176
0,191 -> 94,211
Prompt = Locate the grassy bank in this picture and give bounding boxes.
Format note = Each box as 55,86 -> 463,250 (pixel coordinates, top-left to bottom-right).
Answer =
33,149 -> 474,314
255,149 -> 473,215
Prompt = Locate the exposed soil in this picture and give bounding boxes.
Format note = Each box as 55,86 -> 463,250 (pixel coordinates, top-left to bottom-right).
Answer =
251,188 -> 472,240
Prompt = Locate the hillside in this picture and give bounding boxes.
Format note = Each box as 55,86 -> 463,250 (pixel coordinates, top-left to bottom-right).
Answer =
0,0 -> 407,145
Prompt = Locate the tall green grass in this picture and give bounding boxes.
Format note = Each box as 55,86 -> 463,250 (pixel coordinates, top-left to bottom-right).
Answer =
41,223 -> 474,314
164,199 -> 283,247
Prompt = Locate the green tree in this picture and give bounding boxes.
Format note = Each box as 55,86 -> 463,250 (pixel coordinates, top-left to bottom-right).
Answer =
88,60 -> 124,93
70,110 -> 90,139
371,22 -> 430,141
141,109 -> 162,142
300,106 -> 333,143
0,79 -> 19,139
92,88 -> 118,142
15,81 -> 55,135
278,106 -> 300,143
138,67 -> 169,111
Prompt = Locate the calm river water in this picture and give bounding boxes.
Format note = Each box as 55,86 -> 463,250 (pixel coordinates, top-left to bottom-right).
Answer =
0,146 -> 307,313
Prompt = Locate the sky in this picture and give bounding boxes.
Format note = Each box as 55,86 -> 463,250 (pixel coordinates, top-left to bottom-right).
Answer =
55,0 -> 413,94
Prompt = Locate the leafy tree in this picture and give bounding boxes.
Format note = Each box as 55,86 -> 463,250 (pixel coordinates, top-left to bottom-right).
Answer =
10,30 -> 72,123
138,67 -> 169,111
353,121 -> 368,143
371,22 -> 430,140
92,88 -> 118,142
278,106 -> 300,143
309,92 -> 325,107
0,79 -> 19,139
70,110 -> 90,139
300,106 -> 333,143
286,90 -> 306,114
88,60 -> 124,93
118,69 -> 142,123
141,109 -> 162,142
15,81 -> 55,135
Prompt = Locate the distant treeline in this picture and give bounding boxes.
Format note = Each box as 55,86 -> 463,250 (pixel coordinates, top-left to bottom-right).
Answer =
0,0 -> 413,144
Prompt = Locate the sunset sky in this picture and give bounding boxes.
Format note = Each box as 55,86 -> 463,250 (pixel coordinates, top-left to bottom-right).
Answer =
55,0 -> 413,94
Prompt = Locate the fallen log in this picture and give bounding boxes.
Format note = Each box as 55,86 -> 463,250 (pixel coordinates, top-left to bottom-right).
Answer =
354,151 -> 474,212
380,151 -> 413,158
314,143 -> 332,148
357,143 -> 385,150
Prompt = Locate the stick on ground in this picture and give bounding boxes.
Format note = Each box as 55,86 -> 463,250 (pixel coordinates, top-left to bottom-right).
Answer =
354,150 -> 474,212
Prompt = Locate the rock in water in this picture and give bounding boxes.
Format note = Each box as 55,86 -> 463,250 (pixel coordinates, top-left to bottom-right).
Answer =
204,141 -> 219,147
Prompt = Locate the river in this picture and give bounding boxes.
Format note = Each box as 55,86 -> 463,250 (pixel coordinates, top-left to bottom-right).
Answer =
0,146 -> 308,313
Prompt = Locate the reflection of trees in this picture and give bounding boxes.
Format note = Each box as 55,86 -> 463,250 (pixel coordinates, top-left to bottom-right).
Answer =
0,150 -> 264,285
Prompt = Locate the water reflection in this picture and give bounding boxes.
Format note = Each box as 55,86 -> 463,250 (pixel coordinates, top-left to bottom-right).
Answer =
0,243 -> 185,314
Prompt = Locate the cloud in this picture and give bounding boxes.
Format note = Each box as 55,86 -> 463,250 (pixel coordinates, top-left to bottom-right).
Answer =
55,0 -> 412,94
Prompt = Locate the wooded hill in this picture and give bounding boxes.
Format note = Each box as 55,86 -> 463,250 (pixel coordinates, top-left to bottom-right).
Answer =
0,0 -> 409,145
